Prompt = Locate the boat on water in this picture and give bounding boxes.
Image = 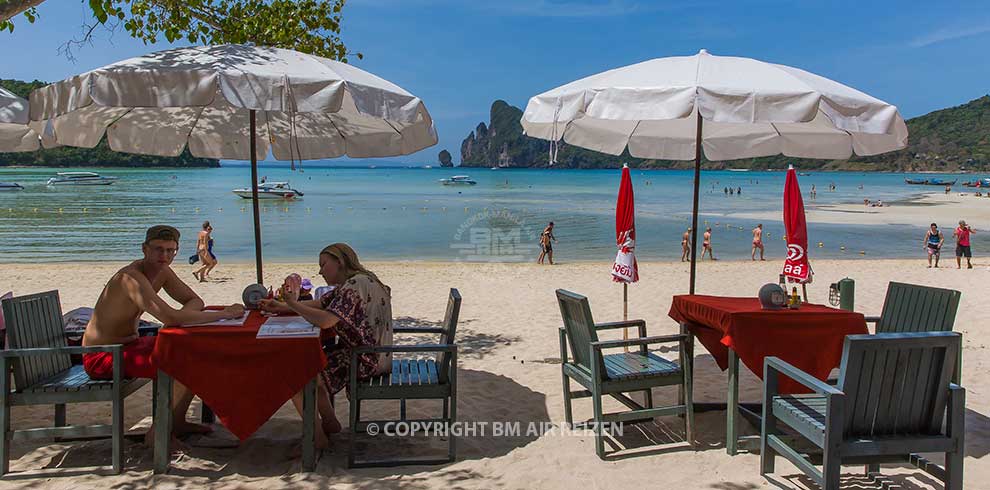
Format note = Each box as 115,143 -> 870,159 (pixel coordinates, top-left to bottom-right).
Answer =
962,178 -> 990,188
0,182 -> 24,191
727,168 -> 750,172
905,178 -> 957,186
439,175 -> 477,186
46,172 -> 117,186
232,181 -> 304,199
928,178 -> 957,186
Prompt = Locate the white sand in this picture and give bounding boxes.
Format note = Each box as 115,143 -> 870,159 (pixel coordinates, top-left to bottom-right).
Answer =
729,191 -> 990,228
0,258 -> 987,489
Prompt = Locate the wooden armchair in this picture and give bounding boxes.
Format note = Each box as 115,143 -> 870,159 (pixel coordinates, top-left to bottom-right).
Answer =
761,332 -> 964,490
556,289 -> 693,459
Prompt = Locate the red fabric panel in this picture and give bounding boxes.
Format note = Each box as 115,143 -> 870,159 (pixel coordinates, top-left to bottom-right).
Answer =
152,310 -> 327,440
668,295 -> 867,393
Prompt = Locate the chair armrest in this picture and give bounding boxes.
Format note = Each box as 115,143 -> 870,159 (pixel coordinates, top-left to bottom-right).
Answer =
393,326 -> 445,335
591,334 -> 686,351
594,320 -> 645,330
0,345 -> 124,358
764,356 -> 844,396
864,316 -> 880,324
352,344 -> 456,354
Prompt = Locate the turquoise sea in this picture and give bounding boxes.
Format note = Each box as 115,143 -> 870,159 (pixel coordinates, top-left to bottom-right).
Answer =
0,165 -> 977,263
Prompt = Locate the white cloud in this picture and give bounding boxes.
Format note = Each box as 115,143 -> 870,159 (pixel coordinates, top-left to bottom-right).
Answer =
910,23 -> 990,48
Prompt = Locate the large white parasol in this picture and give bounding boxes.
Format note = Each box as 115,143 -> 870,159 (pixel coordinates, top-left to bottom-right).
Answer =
30,44 -> 438,282
521,49 -> 908,293
0,86 -> 41,152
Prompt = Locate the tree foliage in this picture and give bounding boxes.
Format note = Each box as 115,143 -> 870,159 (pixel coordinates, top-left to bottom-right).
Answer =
1,0 -> 358,61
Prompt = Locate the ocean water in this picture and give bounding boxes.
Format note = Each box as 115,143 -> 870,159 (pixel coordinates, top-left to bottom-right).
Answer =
0,165 -> 975,263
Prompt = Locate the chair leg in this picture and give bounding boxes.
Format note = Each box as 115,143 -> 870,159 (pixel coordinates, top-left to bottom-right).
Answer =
865,464 -> 879,476
822,449 -> 841,490
761,364 -> 777,475
946,449 -> 963,490
592,387 -> 605,459
53,403 -> 67,442
442,398 -> 449,420
642,389 -> 654,409
112,393 -> 124,474
54,404 -> 66,428
561,375 -> 573,426
0,371 -> 9,476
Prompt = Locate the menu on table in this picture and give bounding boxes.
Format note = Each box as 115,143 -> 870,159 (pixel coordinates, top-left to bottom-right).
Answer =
256,316 -> 320,338
181,313 -> 248,328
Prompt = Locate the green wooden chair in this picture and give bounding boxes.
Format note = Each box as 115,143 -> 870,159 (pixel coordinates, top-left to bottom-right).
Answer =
0,291 -> 151,475
556,289 -> 693,459
348,288 -> 460,468
867,281 -> 962,383
761,332 -> 964,490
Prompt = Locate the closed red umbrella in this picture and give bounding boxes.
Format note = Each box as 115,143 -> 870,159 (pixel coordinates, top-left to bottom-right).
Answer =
783,166 -> 813,286
613,164 -> 638,284
613,164 -> 638,347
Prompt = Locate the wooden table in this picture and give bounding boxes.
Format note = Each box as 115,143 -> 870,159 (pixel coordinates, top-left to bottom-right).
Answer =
668,295 -> 867,455
151,310 -> 326,473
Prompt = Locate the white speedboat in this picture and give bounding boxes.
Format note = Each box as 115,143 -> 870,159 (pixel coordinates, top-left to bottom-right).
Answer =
232,181 -> 304,200
0,182 -> 24,191
46,171 -> 117,186
439,175 -> 477,186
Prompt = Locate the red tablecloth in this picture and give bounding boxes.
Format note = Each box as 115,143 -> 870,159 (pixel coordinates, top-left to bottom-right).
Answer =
152,310 -> 327,440
668,295 -> 867,394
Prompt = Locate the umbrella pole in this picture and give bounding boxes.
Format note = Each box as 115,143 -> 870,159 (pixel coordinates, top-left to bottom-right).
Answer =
623,282 -> 629,352
689,113 -> 703,294
249,109 -> 264,285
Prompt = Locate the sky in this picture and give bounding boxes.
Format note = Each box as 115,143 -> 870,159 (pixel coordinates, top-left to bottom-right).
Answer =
1,0 -> 989,165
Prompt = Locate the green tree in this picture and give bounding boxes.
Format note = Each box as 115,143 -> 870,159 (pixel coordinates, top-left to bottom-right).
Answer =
0,0 -> 358,61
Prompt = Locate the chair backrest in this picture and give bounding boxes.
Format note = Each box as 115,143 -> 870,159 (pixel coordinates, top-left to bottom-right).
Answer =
1,290 -> 71,389
837,332 -> 960,439
438,288 -> 461,383
555,290 -> 603,377
877,282 -> 961,334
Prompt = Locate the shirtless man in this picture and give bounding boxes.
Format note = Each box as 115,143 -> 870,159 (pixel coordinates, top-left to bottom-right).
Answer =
82,225 -> 245,445
681,227 -> 692,262
751,224 -> 765,261
702,227 -> 716,260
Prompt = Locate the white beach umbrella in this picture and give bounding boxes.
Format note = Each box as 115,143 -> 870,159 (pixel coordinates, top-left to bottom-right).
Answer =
521,49 -> 908,293
0,86 -> 41,152
29,44 -> 438,283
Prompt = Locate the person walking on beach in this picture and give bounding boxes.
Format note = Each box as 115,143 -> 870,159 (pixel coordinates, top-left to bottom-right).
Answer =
751,224 -> 765,261
723,187 -> 728,196
537,222 -> 557,265
702,227 -> 716,260
924,222 -> 944,268
681,227 -> 692,262
954,220 -> 975,269
810,185 -> 817,200
193,221 -> 215,282
737,186 -> 742,195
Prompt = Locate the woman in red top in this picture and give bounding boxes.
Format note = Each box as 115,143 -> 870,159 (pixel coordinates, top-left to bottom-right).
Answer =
953,219 -> 975,269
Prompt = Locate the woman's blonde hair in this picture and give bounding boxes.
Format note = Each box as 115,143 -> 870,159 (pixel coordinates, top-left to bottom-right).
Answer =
320,243 -> 386,287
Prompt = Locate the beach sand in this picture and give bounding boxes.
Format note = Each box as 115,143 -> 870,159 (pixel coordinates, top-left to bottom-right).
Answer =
0,259 -> 987,489
731,191 -> 990,227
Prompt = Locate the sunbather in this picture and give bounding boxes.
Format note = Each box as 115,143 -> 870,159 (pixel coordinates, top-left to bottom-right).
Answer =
82,225 -> 245,446
260,243 -> 393,450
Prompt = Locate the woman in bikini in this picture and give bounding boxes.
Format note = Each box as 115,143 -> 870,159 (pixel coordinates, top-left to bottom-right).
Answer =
193,221 -> 214,282
702,227 -> 716,260
681,228 -> 691,262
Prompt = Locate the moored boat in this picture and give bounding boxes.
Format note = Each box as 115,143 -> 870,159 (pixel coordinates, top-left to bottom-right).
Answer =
232,181 -> 304,199
439,175 -> 477,185
46,172 -> 117,186
0,182 -> 24,191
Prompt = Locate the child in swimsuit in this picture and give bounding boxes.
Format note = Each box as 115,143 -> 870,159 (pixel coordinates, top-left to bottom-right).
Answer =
924,222 -> 943,268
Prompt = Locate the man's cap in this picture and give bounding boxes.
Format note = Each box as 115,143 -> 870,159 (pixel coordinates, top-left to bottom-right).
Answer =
145,225 -> 180,244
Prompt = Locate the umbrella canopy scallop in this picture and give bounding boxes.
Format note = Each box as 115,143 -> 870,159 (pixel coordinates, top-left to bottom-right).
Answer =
28,44 -> 437,160
521,49 -> 907,161
0,86 -> 42,152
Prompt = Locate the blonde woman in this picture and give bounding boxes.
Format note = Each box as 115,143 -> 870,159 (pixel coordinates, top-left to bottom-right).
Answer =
260,243 -> 393,449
